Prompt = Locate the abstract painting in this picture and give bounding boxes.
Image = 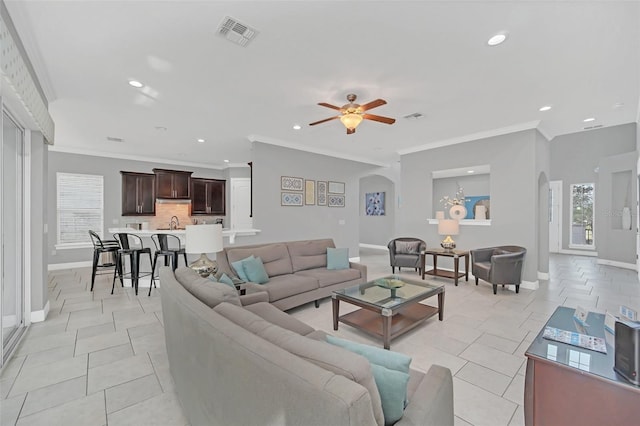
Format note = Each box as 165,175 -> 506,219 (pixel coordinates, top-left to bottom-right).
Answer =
328,194 -> 345,207
464,195 -> 490,219
305,180 -> 315,205
365,192 -> 385,216
281,192 -> 303,206
317,181 -> 327,205
281,176 -> 303,191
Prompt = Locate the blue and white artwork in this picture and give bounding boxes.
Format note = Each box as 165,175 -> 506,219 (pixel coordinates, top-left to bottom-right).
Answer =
464,196 -> 490,219
365,192 -> 385,216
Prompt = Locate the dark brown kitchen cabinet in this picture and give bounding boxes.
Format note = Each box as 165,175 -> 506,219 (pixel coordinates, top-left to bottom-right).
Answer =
191,178 -> 225,215
153,169 -> 192,199
121,172 -> 156,216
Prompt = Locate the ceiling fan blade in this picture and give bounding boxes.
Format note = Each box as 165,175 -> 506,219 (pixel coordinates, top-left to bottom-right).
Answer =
363,113 -> 396,125
309,116 -> 340,126
318,102 -> 342,111
359,99 -> 387,111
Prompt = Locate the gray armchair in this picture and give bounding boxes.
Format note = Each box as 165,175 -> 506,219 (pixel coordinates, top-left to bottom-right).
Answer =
471,246 -> 526,294
387,237 -> 426,274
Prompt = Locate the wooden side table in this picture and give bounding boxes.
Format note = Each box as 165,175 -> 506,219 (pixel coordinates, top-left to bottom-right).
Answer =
420,248 -> 469,286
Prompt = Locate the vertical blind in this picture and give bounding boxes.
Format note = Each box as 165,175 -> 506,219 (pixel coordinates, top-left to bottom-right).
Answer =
57,172 -> 104,245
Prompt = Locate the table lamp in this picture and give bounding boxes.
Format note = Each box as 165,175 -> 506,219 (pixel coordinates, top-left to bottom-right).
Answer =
186,224 -> 223,278
438,219 -> 459,251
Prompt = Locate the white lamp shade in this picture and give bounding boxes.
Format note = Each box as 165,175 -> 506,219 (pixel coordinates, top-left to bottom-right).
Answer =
438,219 -> 459,236
185,224 -> 223,254
435,211 -> 445,220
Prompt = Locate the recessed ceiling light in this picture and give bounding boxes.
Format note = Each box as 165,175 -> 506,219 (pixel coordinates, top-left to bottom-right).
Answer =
539,105 -> 552,112
128,80 -> 144,88
293,124 -> 301,130
467,170 -> 475,174
583,117 -> 595,122
487,33 -> 507,46
197,138 -> 205,143
155,126 -> 167,131
223,159 -> 230,163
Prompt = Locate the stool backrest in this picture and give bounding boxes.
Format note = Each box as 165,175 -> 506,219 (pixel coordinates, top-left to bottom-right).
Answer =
114,233 -> 144,250
151,233 -> 182,251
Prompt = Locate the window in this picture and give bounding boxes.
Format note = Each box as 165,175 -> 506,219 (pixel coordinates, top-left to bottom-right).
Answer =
570,183 -> 595,248
57,173 -> 104,248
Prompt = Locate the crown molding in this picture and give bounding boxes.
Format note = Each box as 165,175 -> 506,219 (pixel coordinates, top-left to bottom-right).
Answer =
48,145 -> 225,170
397,121 -> 542,156
247,134 -> 390,167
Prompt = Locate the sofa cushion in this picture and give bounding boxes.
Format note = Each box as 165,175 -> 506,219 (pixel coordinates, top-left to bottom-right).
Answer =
226,244 -> 293,277
327,247 -> 349,270
175,267 -> 241,308
244,302 -> 315,336
287,239 -> 335,272
243,256 -> 270,284
395,240 -> 421,254
260,274 -> 319,302
213,303 -> 385,426
295,268 -> 361,288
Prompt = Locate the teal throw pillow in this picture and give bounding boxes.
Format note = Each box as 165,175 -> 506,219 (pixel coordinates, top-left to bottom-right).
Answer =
242,256 -> 270,284
231,256 -> 253,281
370,363 -> 410,425
218,273 -> 236,289
326,335 -> 411,374
327,247 -> 349,270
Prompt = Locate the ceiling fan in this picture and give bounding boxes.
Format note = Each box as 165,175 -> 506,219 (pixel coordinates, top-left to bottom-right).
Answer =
309,93 -> 396,134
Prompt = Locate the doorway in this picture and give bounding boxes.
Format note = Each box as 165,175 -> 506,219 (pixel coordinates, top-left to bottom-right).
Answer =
549,180 -> 562,253
1,110 -> 26,366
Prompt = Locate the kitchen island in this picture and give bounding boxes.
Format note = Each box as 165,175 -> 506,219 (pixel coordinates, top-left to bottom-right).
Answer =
108,227 -> 261,245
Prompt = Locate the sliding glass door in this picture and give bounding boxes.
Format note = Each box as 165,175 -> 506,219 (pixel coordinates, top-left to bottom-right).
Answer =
1,109 -> 25,365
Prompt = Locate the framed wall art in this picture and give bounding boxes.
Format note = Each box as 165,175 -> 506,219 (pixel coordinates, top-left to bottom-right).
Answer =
328,181 -> 345,194
328,194 -> 345,207
365,192 -> 385,216
281,176 -> 303,191
281,192 -> 303,206
305,180 -> 316,205
317,181 -> 327,206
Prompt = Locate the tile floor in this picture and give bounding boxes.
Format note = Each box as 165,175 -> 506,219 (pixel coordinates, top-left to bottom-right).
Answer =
1,251 -> 638,426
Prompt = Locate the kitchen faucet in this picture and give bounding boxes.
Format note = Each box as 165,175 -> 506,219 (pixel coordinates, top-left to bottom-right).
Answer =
170,216 -> 179,230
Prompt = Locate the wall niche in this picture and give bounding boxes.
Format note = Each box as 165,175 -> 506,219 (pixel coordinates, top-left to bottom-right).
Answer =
432,165 -> 490,221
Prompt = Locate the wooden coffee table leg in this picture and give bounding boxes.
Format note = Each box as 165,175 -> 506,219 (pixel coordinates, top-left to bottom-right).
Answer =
332,297 -> 339,330
421,253 -> 426,280
438,291 -> 444,321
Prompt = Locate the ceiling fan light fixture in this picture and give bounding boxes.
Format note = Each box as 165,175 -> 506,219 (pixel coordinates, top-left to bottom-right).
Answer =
340,113 -> 363,132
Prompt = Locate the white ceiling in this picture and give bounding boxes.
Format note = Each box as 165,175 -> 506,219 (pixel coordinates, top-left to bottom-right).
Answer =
5,1 -> 640,169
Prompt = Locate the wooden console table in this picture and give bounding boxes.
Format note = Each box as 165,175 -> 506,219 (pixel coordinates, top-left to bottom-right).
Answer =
420,248 -> 469,286
524,306 -> 640,425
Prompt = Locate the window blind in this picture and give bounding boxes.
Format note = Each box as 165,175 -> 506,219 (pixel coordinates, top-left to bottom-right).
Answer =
57,172 -> 104,245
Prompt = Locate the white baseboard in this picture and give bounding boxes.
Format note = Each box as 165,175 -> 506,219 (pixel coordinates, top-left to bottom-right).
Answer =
596,259 -> 637,271
558,249 -> 598,257
538,271 -> 550,280
521,280 -> 539,291
359,243 -> 388,251
48,261 -> 92,271
30,300 -> 50,323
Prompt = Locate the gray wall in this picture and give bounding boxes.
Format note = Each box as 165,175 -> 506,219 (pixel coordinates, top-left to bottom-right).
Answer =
30,133 -> 48,312
400,130 -> 540,282
249,142 -> 377,257
47,151 -> 226,265
550,123 -> 637,254
359,175 -> 395,247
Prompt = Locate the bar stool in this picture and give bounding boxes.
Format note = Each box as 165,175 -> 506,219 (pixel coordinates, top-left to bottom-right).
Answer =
151,233 -> 187,272
112,233 -> 155,296
89,230 -> 120,291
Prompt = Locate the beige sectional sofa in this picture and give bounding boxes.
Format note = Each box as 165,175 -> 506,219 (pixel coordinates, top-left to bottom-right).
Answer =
216,238 -> 367,311
160,266 -> 454,426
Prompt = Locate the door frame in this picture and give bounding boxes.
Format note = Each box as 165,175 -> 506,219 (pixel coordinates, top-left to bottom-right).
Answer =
549,180 -> 562,253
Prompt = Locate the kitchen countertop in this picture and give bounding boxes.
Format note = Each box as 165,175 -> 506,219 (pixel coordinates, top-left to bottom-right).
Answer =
108,227 -> 261,244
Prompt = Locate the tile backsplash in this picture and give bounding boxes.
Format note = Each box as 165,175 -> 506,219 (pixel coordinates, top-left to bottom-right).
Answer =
122,203 -> 221,229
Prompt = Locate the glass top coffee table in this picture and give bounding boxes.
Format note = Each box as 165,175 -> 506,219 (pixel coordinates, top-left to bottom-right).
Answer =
332,275 -> 444,349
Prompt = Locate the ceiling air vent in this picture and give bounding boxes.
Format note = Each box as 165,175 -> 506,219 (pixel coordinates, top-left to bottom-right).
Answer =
106,136 -> 124,143
217,16 -> 258,47
403,112 -> 424,120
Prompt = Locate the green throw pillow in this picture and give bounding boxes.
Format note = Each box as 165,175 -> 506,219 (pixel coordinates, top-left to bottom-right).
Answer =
370,364 -> 410,425
326,335 -> 411,374
242,256 -> 270,284
218,273 -> 236,289
231,256 -> 253,281
326,335 -> 412,425
327,247 -> 349,270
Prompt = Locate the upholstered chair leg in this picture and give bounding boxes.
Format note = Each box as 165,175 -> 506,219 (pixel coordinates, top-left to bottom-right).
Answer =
314,300 -> 320,308
392,266 -> 395,274
475,277 -> 479,285
516,285 -> 520,294
493,284 -> 497,295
